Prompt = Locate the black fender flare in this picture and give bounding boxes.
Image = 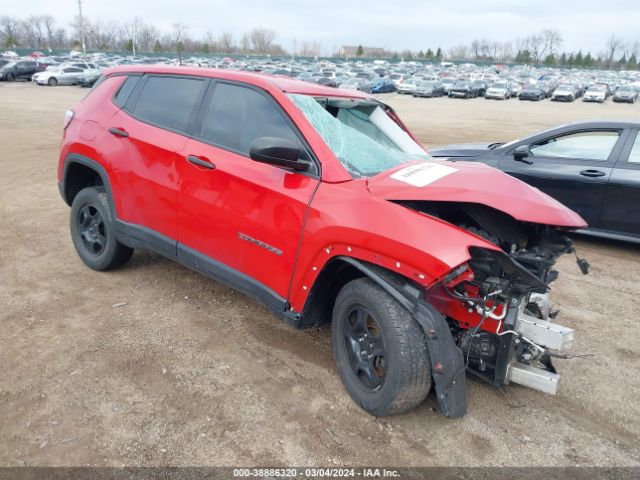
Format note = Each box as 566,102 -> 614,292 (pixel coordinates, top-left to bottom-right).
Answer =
59,153 -> 117,219
338,256 -> 467,419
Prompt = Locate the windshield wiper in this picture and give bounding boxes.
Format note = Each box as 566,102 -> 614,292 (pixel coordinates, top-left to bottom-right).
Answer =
487,142 -> 504,150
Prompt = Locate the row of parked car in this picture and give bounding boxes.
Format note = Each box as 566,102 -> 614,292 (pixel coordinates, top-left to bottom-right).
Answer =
2,50 -> 639,104
0,55 -> 102,87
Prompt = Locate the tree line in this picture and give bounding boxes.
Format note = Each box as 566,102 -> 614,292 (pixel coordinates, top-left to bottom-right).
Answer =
1,15 -> 638,70
0,14 -> 289,56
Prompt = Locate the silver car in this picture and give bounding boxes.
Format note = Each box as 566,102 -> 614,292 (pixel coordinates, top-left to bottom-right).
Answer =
34,66 -> 85,86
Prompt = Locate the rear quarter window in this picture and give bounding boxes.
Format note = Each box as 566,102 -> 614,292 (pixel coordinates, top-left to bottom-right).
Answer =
112,75 -> 140,108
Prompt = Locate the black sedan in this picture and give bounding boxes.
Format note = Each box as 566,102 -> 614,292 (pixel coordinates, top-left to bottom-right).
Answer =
448,81 -> 480,99
429,121 -> 640,243
519,85 -> 546,101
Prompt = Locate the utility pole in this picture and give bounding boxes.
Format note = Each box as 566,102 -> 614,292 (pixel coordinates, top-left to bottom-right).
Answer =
132,19 -> 137,57
77,0 -> 87,55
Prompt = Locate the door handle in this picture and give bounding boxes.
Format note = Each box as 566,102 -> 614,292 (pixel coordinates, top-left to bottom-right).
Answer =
579,169 -> 606,178
186,155 -> 216,170
108,127 -> 129,138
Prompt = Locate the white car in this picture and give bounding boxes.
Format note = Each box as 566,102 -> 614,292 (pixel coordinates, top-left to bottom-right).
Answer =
33,66 -> 85,86
583,86 -> 607,103
485,82 -> 511,100
396,80 -> 418,94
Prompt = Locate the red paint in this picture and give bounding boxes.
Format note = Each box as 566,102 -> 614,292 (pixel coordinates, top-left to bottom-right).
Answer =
59,66 -> 586,330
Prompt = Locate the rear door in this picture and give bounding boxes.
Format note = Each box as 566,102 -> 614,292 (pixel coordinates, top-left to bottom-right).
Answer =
107,74 -> 208,249
598,128 -> 640,237
177,81 -> 320,307
498,129 -> 626,227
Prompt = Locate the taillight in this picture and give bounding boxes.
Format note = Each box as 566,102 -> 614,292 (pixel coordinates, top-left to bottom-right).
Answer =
63,109 -> 75,130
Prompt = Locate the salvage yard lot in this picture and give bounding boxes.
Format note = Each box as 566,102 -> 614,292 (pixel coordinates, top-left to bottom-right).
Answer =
1,82 -> 639,467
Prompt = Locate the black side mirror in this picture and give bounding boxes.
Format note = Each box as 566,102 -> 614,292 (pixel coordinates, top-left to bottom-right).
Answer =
513,145 -> 533,165
249,137 -> 309,172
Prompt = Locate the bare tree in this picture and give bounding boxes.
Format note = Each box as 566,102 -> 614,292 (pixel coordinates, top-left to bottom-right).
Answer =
448,44 -> 470,60
542,28 -> 562,57
249,27 -> 276,54
606,35 -> 625,68
239,33 -> 251,53
171,22 -> 188,63
218,31 -> 234,53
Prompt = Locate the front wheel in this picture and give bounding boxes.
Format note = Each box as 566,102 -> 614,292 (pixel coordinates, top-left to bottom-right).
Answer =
332,278 -> 431,416
48,77 -> 58,86
70,187 -> 133,271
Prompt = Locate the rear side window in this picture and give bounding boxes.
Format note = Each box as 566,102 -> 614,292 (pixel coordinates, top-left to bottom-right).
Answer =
113,76 -> 140,108
199,82 -> 299,155
131,76 -> 205,133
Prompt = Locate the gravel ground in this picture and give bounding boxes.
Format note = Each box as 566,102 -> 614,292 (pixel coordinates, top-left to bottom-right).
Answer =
0,82 -> 639,467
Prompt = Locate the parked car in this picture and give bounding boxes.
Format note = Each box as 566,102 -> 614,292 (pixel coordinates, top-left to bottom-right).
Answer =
551,84 -> 578,102
583,85 -> 608,103
448,81 -> 480,98
519,85 -> 546,101
430,121 -> 640,242
440,77 -> 457,94
33,66 -> 85,86
613,85 -> 638,103
339,77 -> 373,94
471,80 -> 488,96
396,79 -> 419,94
58,66 -> 587,418
0,60 -> 44,81
412,80 -> 444,98
370,78 -> 396,93
485,81 -> 511,100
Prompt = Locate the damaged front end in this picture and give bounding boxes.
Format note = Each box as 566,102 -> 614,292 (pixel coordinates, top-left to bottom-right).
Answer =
401,200 -> 588,395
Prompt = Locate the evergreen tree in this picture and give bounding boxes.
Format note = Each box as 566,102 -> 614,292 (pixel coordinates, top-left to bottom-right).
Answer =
153,40 -> 162,52
125,39 -> 134,52
559,52 -> 567,65
426,48 -> 433,58
628,54 -> 638,70
516,49 -> 532,64
544,54 -> 556,65
202,43 -> 210,54
436,47 -> 442,58
584,52 -> 593,67
575,50 -> 583,66
356,45 -> 364,56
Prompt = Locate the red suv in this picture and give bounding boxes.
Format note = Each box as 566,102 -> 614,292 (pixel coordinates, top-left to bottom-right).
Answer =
58,66 -> 587,418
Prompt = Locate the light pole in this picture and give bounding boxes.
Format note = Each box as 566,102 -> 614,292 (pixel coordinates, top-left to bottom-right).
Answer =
77,0 -> 87,55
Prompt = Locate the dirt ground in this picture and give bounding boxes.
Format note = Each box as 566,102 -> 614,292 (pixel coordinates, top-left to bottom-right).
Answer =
1,82 -> 639,467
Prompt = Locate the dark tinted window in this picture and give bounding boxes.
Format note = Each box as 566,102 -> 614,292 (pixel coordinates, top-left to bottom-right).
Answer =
200,82 -> 298,154
133,76 -> 205,133
113,75 -> 140,108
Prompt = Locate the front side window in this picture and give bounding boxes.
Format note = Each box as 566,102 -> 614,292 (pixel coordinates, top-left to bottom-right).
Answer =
199,82 -> 299,155
529,131 -> 620,161
132,76 -> 205,133
290,94 -> 430,177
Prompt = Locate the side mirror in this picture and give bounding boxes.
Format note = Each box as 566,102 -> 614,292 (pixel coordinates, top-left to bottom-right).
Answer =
249,137 -> 309,172
513,144 -> 533,165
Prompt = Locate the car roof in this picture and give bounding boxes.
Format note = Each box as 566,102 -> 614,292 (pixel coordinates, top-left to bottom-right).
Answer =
563,120 -> 640,128
103,65 -> 372,99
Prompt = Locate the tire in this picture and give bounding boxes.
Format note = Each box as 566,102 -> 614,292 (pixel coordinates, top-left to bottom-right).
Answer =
70,187 -> 133,271
331,278 -> 431,416
48,77 -> 57,86
6,73 -> 15,82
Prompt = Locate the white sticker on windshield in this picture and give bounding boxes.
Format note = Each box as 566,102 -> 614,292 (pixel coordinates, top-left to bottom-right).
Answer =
390,162 -> 457,187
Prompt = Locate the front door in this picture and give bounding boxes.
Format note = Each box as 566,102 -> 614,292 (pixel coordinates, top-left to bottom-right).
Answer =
499,129 -> 625,227
177,81 -> 320,307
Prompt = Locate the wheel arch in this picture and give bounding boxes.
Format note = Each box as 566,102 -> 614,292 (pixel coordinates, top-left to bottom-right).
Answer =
298,256 -> 422,329
60,154 -> 116,218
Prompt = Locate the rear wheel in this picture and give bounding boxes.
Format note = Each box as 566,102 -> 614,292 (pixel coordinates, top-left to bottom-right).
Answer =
48,77 -> 57,86
332,278 -> 431,416
6,73 -> 15,82
70,187 -> 133,271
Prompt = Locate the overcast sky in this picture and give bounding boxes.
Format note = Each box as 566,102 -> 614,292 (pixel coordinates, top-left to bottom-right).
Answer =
5,0 -> 640,54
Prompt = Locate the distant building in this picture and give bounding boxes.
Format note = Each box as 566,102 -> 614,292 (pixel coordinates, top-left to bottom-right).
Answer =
339,45 -> 387,58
